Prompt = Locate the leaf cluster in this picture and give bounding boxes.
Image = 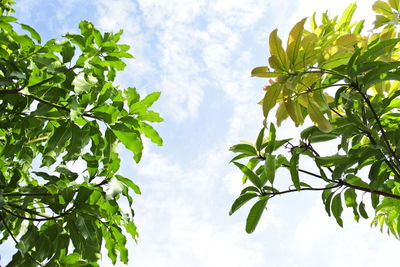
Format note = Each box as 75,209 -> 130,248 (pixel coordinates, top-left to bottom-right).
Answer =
230,0 -> 400,237
0,5 -> 162,266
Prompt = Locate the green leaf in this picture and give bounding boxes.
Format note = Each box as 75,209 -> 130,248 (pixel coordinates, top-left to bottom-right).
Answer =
229,144 -> 258,156
233,162 -> 262,188
359,202 -> 369,219
115,175 -> 141,194
125,222 -> 138,241
246,196 -> 268,233
263,154 -> 276,185
61,42 -> 75,63
240,186 -> 260,195
229,192 -> 259,215
142,92 -> 161,107
60,253 -> 81,264
111,123 -> 143,163
344,188 -> 357,207
265,123 -> 276,153
20,23 -> 41,43
72,72 -> 98,94
289,152 -> 300,190
331,194 -> 344,227
255,127 -> 265,151
139,121 -> 163,146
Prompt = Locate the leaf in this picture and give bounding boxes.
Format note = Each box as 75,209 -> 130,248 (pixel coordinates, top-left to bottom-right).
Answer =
229,192 -> 259,215
139,121 -> 163,146
255,127 -> 265,151
289,152 -> 300,190
125,222 -> 138,241
229,144 -> 258,156
115,175 -> 141,194
111,123 -> 143,163
251,66 -> 282,77
336,34 -> 361,47
337,2 -> 357,30
287,18 -> 307,67
263,154 -> 276,185
373,1 -> 393,16
141,92 -> 161,107
233,162 -> 262,188
262,83 -> 281,120
72,72 -> 98,94
246,196 -> 268,233
269,29 -> 289,71
60,252 -> 81,264
331,194 -> 344,227
61,42 -> 75,63
307,100 -> 332,133
359,202 -> 369,219
20,23 -> 41,43
240,186 -> 260,195
389,0 -> 400,10
344,188 -> 357,207
265,123 -> 276,153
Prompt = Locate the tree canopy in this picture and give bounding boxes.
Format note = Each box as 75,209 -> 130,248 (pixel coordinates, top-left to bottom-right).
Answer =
229,0 -> 400,237
0,1 -> 162,265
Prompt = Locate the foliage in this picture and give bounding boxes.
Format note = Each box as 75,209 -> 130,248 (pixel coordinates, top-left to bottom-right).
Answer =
0,2 -> 162,266
229,0 -> 400,237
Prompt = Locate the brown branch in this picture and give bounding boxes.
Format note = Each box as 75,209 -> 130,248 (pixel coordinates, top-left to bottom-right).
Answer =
0,214 -> 44,266
265,183 -> 342,197
2,205 -> 73,221
286,165 -> 400,200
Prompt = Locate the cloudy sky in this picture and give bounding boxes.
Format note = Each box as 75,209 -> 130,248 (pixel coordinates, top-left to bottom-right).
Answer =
3,0 -> 400,266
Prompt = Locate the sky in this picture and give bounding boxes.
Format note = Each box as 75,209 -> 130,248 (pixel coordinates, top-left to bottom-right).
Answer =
2,0 -> 400,266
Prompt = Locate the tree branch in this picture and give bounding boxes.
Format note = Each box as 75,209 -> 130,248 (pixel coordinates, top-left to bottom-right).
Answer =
0,214 -> 44,266
3,192 -> 55,197
2,205 -> 74,221
355,85 -> 400,170
283,164 -> 400,200
264,183 -> 342,197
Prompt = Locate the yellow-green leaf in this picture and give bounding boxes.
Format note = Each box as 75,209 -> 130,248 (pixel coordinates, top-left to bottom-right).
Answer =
307,100 -> 332,132
373,1 -> 393,17
269,29 -> 289,70
389,0 -> 400,10
310,12 -> 317,31
335,34 -> 361,47
337,3 -> 357,30
276,102 -> 288,126
283,85 -> 303,125
262,83 -> 282,119
287,18 -> 307,67
251,66 -> 282,77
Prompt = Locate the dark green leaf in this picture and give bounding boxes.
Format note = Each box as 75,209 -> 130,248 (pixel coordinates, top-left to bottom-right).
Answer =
233,162 -> 262,188
245,196 -> 268,233
229,192 -> 259,215
331,194 -> 344,227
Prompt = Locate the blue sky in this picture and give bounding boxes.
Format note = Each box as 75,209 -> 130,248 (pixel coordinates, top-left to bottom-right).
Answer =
3,0 -> 400,266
